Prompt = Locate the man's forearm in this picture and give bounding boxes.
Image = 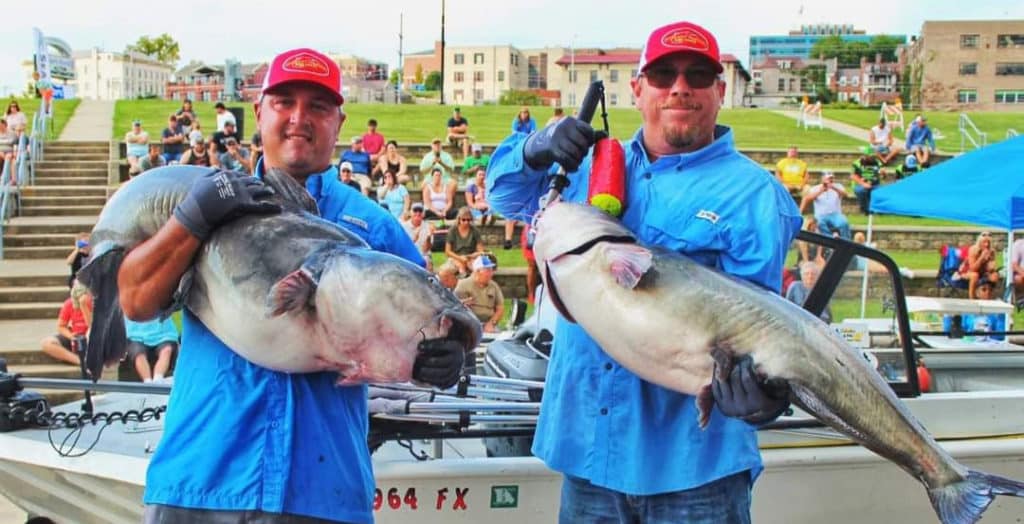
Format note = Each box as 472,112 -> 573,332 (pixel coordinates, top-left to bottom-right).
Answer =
118,217 -> 201,321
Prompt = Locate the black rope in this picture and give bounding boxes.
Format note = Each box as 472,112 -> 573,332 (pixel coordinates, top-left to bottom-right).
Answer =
2,402 -> 167,457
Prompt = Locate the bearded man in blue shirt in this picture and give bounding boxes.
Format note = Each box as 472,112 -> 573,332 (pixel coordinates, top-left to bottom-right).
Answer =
119,48 -> 465,524
487,21 -> 802,523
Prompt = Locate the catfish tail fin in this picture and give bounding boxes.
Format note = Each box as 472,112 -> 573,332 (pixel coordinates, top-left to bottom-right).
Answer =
76,244 -> 128,382
928,469 -> 1024,524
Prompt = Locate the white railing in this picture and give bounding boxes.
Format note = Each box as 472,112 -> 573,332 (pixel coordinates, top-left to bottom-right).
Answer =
0,112 -> 50,259
1009,129 -> 1019,139
958,113 -> 988,152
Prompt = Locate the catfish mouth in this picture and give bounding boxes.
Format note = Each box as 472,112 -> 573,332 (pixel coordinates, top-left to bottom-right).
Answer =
440,308 -> 483,353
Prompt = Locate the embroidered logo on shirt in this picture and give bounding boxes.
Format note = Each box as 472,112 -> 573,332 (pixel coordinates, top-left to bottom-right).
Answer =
696,210 -> 719,224
340,215 -> 368,230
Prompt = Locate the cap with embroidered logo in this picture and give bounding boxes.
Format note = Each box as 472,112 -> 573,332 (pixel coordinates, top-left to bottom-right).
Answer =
637,21 -> 723,75
472,256 -> 496,271
262,48 -> 344,105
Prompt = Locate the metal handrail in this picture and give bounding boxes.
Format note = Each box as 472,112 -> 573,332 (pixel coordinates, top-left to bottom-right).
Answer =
958,113 -> 988,152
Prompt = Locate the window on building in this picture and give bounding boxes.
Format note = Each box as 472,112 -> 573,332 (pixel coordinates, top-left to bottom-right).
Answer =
838,76 -> 847,87
473,71 -> 484,82
994,90 -> 1021,103
454,53 -> 464,65
997,34 -> 1024,48
568,93 -> 576,106
851,76 -> 859,87
510,54 -> 519,67
590,71 -> 599,82
959,63 -> 978,75
474,53 -> 484,65
996,63 -> 1024,75
609,70 -> 619,83
569,70 -> 577,83
777,78 -> 785,91
454,72 -> 464,83
960,34 -> 980,49
474,89 -> 485,101
631,69 -> 638,78
957,89 -> 978,104
609,93 -> 618,106
800,78 -> 809,91
995,90 -> 1024,103
498,70 -> 505,82
454,89 -> 464,101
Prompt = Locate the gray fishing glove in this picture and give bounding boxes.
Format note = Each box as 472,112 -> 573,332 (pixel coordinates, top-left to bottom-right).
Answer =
173,169 -> 280,241
713,355 -> 790,425
523,116 -> 596,173
411,338 -> 466,389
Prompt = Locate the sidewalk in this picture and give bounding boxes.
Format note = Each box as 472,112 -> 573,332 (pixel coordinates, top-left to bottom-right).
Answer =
59,100 -> 114,141
773,110 -> 870,144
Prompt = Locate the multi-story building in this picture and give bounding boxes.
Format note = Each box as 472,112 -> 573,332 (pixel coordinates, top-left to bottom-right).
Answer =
328,53 -> 388,81
905,20 -> 1024,111
750,25 -> 906,65
403,41 -> 442,89
70,49 -> 173,100
442,45 -> 529,105
165,61 -> 266,102
749,57 -> 837,108
858,55 -> 902,106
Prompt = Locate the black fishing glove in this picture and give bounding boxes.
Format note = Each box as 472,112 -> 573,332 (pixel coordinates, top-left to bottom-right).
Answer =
173,169 -> 280,241
713,355 -> 790,425
523,116 -> 596,173
411,338 -> 466,389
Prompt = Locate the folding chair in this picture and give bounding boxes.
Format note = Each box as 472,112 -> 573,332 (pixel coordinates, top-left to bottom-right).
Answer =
935,245 -> 970,297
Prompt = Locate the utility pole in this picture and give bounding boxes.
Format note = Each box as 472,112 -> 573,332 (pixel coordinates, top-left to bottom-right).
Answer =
440,0 -> 446,105
397,12 -> 403,104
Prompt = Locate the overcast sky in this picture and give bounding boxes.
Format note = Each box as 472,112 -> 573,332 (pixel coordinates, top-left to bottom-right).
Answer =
2,0 -> 1021,96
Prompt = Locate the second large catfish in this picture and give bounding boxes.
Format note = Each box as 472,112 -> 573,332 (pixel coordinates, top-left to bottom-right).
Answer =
532,201 -> 1023,524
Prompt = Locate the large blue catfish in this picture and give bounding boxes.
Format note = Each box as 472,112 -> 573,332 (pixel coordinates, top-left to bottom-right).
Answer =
532,201 -> 1024,524
78,166 -> 480,383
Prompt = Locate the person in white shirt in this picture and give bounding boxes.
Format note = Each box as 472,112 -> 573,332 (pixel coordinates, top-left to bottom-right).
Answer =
214,102 -> 236,132
800,171 -> 851,240
869,117 -> 899,165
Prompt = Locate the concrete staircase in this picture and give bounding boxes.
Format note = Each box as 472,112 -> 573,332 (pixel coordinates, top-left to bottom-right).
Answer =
1,141 -> 109,405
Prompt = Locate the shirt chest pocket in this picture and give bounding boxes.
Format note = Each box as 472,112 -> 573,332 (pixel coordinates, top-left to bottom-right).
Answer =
641,208 -> 728,265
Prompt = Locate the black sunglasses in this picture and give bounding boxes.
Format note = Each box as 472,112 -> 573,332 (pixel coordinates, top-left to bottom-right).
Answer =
642,65 -> 718,90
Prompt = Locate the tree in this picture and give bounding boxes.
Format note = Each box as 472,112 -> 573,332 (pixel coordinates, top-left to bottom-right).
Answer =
499,90 -> 541,106
127,34 -> 180,66
414,64 -> 424,84
809,36 -> 845,60
809,34 -> 904,66
424,71 -> 441,91
388,68 -> 402,85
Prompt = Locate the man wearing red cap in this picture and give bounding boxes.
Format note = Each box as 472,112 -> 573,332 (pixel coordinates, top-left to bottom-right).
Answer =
487,22 -> 802,522
121,47 -> 465,524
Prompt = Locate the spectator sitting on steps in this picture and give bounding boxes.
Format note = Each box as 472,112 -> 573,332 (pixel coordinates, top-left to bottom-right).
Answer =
446,107 -> 471,158
404,203 -> 436,271
785,261 -> 831,323
125,316 -> 179,383
338,162 -> 365,194
869,117 -> 899,165
340,136 -> 373,192
774,146 -> 809,196
139,143 -> 167,174
125,120 -> 150,177
455,255 -> 505,333
962,231 -> 1000,299
799,171 -> 850,240
65,232 -> 91,289
422,167 -> 456,221
905,115 -> 936,167
40,280 -> 92,367
445,206 -> 485,276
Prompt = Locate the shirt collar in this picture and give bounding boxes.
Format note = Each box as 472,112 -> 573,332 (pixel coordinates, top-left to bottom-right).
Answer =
254,157 -> 336,182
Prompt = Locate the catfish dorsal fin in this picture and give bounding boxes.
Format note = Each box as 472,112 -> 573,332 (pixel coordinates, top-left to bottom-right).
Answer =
268,268 -> 317,316
603,243 -> 653,289
263,167 -> 320,215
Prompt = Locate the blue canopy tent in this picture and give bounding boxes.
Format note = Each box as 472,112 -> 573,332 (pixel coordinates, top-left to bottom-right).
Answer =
861,136 -> 1024,312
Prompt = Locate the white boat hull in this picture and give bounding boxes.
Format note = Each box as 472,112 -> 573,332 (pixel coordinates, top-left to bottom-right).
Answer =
3,391 -> 1024,523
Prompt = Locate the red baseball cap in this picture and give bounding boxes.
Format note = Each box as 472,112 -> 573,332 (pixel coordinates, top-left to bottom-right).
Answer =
262,48 -> 344,105
637,21 -> 723,75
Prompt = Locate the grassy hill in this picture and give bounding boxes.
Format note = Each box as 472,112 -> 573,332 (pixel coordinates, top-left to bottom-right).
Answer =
1,97 -> 79,139
113,101 -> 864,149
